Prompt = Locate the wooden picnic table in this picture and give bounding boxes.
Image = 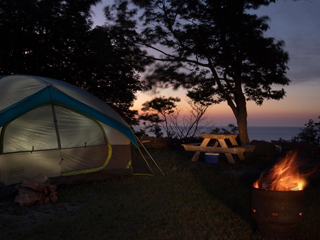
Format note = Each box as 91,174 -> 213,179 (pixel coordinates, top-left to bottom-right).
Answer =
181,133 -> 255,164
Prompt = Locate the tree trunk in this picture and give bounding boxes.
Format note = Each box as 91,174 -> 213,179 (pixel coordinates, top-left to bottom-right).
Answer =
236,114 -> 250,145
229,104 -> 250,145
231,84 -> 250,145
213,71 -> 251,145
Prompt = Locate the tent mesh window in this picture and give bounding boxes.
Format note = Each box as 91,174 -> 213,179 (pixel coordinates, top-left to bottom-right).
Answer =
55,106 -> 106,149
2,106 -> 58,153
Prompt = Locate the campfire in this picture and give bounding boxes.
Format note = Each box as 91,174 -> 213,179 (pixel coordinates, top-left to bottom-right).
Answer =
251,151 -> 313,238
253,151 -> 308,191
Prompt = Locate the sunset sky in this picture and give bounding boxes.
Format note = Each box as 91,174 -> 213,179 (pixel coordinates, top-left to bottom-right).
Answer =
91,0 -> 320,127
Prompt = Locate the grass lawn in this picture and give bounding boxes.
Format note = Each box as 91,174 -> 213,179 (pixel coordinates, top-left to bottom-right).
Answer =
0,148 -> 319,240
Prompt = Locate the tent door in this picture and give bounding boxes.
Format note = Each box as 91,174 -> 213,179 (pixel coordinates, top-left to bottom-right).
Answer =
52,106 -> 110,175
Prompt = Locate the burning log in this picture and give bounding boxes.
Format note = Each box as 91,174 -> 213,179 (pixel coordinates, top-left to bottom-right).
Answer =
253,151 -> 308,191
14,177 -> 58,207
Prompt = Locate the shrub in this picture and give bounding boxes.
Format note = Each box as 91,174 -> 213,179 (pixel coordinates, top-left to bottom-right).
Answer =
292,116 -> 320,145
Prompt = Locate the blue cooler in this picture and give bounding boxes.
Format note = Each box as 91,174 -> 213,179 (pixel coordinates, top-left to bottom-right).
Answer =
204,153 -> 220,164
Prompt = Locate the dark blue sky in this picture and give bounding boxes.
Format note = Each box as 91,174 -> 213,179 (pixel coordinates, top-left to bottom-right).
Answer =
255,0 -> 320,85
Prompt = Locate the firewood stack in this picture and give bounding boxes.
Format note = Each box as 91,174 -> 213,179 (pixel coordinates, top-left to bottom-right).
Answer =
14,177 -> 58,207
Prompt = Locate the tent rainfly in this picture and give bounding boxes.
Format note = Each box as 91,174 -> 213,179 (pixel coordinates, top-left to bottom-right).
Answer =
0,75 -> 153,190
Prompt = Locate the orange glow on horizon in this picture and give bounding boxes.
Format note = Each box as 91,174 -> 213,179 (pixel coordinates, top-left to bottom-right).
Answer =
132,82 -> 319,127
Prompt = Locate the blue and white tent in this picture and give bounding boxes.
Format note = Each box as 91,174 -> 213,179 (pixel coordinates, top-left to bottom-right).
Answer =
0,75 -> 152,187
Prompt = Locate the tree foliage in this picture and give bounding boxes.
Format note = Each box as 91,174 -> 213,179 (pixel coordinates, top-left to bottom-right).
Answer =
211,124 -> 239,135
0,0 -> 150,124
292,116 -> 320,145
140,96 -> 181,137
113,0 -> 290,143
139,96 -> 214,138
0,0 -> 97,77
139,113 -> 164,138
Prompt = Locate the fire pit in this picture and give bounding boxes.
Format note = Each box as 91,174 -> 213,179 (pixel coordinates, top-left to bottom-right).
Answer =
251,187 -> 304,238
251,151 -> 310,238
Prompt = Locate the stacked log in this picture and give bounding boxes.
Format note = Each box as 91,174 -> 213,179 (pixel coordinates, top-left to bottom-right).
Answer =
14,177 -> 58,207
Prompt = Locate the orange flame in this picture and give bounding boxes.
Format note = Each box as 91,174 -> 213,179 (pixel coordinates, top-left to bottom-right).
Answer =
253,151 -> 310,191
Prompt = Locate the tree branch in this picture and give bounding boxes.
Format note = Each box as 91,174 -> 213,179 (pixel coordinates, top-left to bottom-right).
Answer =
140,43 -> 210,68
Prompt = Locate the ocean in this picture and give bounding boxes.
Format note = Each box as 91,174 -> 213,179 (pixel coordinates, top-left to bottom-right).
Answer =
134,126 -> 303,142
246,126 -> 302,142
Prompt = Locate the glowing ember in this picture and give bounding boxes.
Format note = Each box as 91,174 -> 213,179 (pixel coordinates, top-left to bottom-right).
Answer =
253,151 -> 310,191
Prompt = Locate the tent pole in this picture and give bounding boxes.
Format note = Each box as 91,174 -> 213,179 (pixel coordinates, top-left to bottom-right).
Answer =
137,138 -> 165,176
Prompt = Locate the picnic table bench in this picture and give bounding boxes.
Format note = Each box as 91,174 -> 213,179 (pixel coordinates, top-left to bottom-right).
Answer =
182,133 -> 255,164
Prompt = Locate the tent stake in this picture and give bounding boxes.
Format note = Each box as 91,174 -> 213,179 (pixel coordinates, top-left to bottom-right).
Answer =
137,138 -> 165,176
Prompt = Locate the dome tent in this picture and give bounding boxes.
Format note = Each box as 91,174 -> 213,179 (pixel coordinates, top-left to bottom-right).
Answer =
0,75 -> 153,189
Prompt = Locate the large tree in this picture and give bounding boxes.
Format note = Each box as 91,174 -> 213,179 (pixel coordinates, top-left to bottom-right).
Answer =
115,0 -> 290,144
78,2 -> 152,123
0,0 -> 98,77
0,0 -> 150,124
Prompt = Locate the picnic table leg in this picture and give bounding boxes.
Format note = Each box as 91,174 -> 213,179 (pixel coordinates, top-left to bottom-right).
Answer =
191,138 -> 210,162
218,139 -> 236,164
237,152 -> 245,160
229,136 -> 238,146
191,152 -> 201,162
234,148 -> 246,160
225,153 -> 236,164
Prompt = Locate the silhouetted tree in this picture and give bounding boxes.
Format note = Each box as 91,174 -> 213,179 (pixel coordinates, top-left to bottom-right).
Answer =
0,0 -> 97,77
112,0 -> 290,144
169,100 -> 213,139
139,96 -> 213,138
140,96 -> 181,137
211,124 -> 239,135
0,0 -> 150,124
139,113 -> 164,138
292,116 -> 320,145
